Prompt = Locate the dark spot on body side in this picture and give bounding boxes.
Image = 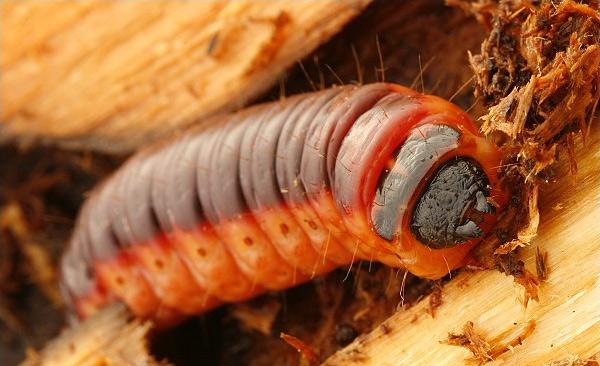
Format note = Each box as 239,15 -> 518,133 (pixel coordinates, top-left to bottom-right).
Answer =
307,220 -> 318,230
280,223 -> 290,236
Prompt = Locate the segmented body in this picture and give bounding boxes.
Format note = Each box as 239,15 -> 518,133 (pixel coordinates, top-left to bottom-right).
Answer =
60,83 -> 507,325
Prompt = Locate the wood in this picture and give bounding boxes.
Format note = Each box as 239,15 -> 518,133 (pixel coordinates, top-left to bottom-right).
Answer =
0,0 -> 371,152
20,305 -> 160,366
4,1 -> 598,364
324,124 -> 600,365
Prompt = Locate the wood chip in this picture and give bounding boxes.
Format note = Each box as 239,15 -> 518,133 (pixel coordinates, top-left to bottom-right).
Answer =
20,304 -> 162,366
281,332 -> 320,365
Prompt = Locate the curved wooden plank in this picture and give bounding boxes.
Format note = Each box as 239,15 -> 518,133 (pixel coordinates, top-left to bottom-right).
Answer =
0,0 -> 371,152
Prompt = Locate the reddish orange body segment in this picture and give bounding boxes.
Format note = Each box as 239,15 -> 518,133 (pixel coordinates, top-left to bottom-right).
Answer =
61,83 -> 508,325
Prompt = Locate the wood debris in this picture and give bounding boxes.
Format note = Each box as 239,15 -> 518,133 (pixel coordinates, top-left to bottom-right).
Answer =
464,0 -> 599,181
493,183 -> 540,255
495,251 -> 540,307
445,321 -> 494,364
451,0 -> 598,281
445,320 -> 537,365
280,332 -> 320,366
447,1 -> 599,318
20,304 -> 162,366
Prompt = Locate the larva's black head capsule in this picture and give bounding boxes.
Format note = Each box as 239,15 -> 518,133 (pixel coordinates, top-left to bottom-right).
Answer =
337,87 -> 507,278
410,159 -> 495,249
370,123 -> 504,251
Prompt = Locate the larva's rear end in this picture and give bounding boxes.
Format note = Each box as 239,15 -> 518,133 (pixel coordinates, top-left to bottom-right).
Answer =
60,83 -> 508,325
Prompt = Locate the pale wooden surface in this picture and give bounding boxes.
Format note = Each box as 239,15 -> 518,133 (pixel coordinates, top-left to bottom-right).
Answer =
324,124 -> 600,365
0,0 -> 371,152
20,305 -> 159,366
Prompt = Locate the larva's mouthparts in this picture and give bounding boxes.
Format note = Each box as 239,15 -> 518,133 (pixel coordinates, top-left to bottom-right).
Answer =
409,158 -> 493,249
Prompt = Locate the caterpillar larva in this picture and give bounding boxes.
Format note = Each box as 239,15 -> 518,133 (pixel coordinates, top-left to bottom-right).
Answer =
60,83 -> 508,325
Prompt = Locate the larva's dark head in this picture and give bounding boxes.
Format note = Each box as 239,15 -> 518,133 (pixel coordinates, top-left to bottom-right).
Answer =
334,87 -> 509,278
409,159 -> 495,249
370,123 -> 505,252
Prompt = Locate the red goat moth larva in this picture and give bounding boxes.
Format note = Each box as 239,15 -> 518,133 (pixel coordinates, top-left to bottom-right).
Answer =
60,83 -> 508,325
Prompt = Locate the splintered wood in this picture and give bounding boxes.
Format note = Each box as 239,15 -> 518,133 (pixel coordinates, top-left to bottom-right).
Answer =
20,305 -> 160,366
468,0 -> 600,179
323,124 -> 600,365
0,0 -> 371,152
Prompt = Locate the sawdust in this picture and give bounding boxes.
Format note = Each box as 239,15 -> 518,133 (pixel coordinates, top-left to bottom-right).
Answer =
464,0 -> 599,180
280,332 -> 320,366
445,320 -> 537,365
450,0 -> 598,304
